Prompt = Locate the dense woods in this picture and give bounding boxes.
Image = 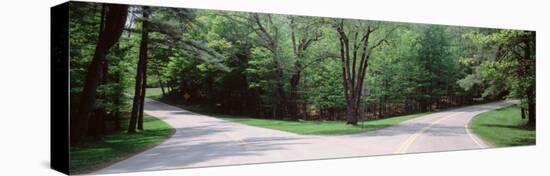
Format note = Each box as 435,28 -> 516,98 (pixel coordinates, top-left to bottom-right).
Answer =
68,2 -> 536,144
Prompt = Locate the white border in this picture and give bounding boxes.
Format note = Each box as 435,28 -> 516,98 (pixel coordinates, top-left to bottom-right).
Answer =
0,0 -> 547,176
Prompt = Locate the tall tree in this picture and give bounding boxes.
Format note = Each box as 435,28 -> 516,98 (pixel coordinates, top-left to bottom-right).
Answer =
249,13 -> 287,119
287,16 -> 323,119
366,27 -> 419,117
334,19 -> 395,125
72,4 -> 128,144
464,30 -> 536,126
129,6 -> 150,133
415,25 -> 452,111
508,31 -> 536,126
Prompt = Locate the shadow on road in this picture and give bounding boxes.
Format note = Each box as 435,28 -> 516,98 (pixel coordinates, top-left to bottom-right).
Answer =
101,123 -> 309,174
349,123 -> 469,138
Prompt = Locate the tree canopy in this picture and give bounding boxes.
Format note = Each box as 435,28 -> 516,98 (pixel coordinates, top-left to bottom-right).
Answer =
68,2 -> 536,144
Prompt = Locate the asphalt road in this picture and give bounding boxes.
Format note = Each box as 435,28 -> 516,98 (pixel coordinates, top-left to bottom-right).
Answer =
93,99 -> 515,175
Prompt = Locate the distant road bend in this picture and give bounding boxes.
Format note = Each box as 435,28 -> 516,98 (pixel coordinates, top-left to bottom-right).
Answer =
94,99 -> 515,174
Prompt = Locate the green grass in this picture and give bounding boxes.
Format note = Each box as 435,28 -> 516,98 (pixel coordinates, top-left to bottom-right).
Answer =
70,114 -> 174,174
215,113 -> 428,135
143,87 -> 164,99
126,87 -> 164,99
470,105 -> 536,147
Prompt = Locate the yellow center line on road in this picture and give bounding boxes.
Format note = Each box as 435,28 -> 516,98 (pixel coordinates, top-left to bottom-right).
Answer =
393,112 -> 465,154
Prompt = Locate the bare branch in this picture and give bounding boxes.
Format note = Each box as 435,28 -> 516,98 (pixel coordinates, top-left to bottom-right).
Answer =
369,27 -> 398,51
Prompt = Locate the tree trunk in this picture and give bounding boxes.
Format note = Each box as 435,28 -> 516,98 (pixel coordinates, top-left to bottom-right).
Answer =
94,45 -> 111,136
92,109 -> 106,138
138,62 -> 148,130
159,80 -> 166,96
346,97 -> 358,125
128,45 -> 144,132
272,102 -> 277,119
525,34 -> 535,127
274,60 -> 287,119
527,89 -> 536,126
114,109 -> 121,131
288,71 -> 300,119
335,22 -> 392,125
112,43 -> 123,131
516,32 -> 536,127
378,97 -> 383,118
302,102 -> 308,120
521,107 -> 526,119
113,65 -> 122,131
72,5 -> 128,144
129,6 -> 149,133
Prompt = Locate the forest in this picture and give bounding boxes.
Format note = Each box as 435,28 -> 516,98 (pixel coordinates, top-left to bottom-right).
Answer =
68,3 -> 535,145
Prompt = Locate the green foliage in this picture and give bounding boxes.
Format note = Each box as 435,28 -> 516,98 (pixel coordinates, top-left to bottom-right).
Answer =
457,72 -> 483,91
305,59 -> 346,110
246,47 -> 275,89
460,29 -> 535,110
367,27 -> 421,104
152,9 -> 535,120
69,3 -> 135,112
415,26 -> 454,103
69,3 -> 102,90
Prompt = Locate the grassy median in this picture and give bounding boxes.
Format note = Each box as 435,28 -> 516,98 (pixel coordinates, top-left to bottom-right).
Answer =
215,113 -> 427,135
153,91 -> 428,135
470,105 -> 535,147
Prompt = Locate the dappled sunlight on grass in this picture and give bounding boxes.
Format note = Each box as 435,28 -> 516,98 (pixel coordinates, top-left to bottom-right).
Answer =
70,114 -> 174,174
127,87 -> 164,99
470,105 -> 535,147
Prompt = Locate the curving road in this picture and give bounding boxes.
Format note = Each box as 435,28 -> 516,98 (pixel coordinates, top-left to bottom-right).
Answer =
93,99 -> 515,175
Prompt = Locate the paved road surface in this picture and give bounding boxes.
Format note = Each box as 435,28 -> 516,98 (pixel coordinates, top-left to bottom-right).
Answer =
93,99 -> 515,175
